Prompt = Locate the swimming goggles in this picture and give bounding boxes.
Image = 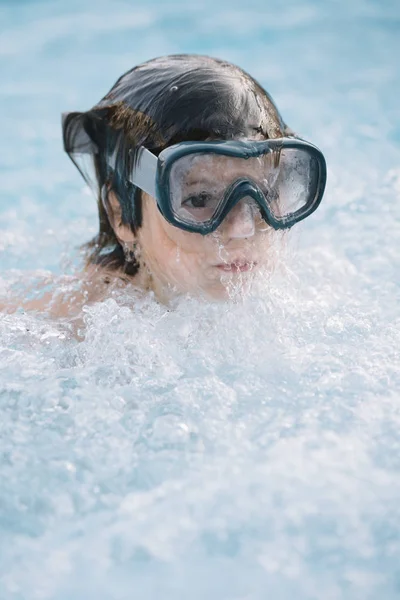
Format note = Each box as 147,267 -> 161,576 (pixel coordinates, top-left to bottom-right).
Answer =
115,138 -> 327,235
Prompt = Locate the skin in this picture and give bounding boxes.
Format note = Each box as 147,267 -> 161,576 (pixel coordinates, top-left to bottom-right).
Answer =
0,151 -> 279,319
0,191 -> 274,320
133,193 -> 272,301
104,152 -> 278,301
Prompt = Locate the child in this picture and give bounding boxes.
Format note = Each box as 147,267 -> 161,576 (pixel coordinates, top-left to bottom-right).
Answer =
3,54 -> 326,315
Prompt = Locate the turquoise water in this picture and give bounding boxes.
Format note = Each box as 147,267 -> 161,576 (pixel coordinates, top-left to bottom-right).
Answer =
1,1 -> 400,598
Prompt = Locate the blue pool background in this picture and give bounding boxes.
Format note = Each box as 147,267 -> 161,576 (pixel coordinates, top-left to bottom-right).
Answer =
0,1 -> 400,598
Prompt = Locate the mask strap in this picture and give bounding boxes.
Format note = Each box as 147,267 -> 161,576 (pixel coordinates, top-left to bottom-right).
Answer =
129,147 -> 158,198
106,144 -> 158,199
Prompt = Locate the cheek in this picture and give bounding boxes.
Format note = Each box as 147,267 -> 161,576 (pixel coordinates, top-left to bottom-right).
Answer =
137,195 -> 213,284
136,194 -> 279,296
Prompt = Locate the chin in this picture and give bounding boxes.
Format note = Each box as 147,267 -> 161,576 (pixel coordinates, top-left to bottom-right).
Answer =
201,277 -> 256,301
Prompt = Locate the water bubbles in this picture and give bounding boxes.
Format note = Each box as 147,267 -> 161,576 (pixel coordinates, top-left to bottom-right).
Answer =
4,218 -> 399,594
146,414 -> 192,448
1,0 -> 400,598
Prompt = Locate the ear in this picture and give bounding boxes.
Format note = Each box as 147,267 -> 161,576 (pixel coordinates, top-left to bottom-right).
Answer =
101,186 -> 135,245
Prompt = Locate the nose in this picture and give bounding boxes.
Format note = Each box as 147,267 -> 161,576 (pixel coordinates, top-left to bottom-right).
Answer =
220,198 -> 256,240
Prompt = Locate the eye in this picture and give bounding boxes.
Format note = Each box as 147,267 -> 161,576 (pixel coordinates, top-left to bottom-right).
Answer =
182,191 -> 213,209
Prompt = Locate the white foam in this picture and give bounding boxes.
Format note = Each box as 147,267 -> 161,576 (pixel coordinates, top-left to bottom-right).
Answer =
0,0 -> 399,598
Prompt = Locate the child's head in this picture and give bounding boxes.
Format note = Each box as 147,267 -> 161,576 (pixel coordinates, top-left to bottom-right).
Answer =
63,54 -> 325,299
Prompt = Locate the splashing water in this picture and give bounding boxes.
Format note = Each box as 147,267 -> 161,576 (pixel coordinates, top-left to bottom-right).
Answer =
0,0 -> 400,599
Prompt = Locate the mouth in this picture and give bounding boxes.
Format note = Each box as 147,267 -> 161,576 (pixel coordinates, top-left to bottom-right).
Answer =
215,260 -> 258,273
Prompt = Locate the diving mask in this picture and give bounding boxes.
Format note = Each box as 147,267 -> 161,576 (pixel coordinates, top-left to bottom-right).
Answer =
118,138 -> 326,234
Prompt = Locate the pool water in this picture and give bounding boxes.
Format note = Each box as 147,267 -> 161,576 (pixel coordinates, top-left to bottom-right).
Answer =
0,1 -> 400,598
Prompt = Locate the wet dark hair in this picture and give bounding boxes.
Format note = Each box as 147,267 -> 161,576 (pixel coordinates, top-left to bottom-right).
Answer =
63,54 -> 291,275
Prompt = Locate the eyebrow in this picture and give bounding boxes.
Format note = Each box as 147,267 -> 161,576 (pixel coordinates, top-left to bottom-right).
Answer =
185,179 -> 216,187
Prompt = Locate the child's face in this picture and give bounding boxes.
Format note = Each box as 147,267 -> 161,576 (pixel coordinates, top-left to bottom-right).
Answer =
136,190 -> 275,300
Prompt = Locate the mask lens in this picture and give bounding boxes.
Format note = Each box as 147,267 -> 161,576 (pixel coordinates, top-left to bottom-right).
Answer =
168,147 -> 320,227
169,154 -> 226,225
265,148 -> 320,220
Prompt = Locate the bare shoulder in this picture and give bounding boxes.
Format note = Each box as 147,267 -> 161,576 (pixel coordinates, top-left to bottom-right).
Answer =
0,266 -> 132,319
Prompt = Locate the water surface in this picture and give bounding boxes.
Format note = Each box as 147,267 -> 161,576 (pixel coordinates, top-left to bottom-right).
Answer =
0,1 -> 399,598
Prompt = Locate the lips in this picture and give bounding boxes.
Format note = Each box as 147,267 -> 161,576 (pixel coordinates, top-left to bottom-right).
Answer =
215,260 -> 257,273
